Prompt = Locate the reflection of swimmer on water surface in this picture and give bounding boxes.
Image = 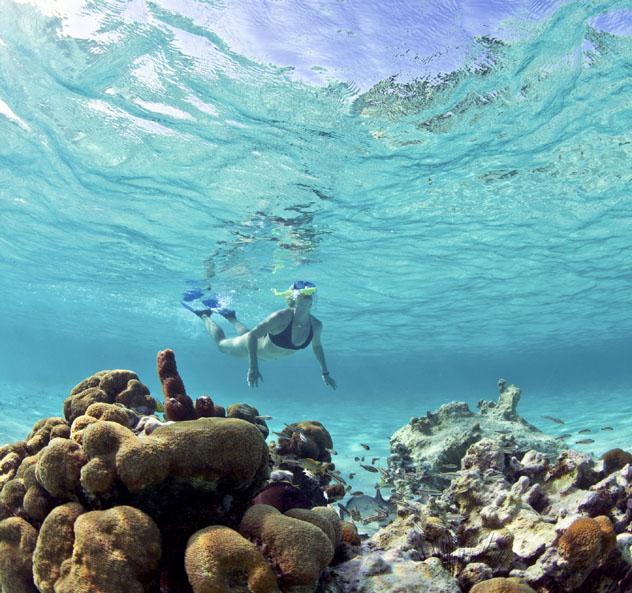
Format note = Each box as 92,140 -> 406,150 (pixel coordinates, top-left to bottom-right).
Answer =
182,281 -> 336,389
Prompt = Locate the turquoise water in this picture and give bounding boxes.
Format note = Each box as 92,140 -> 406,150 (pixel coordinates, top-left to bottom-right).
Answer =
1,0 -> 632,495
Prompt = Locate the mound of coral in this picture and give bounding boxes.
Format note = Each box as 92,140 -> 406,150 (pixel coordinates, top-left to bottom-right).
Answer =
327,382 -> 632,593
0,349 -> 358,593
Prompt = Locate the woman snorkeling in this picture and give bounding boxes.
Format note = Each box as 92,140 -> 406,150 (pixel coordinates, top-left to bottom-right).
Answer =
182,281 -> 336,389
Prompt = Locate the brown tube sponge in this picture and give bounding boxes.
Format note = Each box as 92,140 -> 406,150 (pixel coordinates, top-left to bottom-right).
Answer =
185,525 -> 279,593
157,349 -> 196,421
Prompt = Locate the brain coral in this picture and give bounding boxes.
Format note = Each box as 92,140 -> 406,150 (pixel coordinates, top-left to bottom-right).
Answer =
64,370 -> 156,422
558,515 -> 615,568
470,577 -> 537,593
185,525 -> 279,593
277,421 -> 333,461
601,448 -> 632,475
240,504 -> 334,592
25,417 -> 69,454
80,417 -> 269,495
0,516 -> 38,593
35,437 -> 87,500
285,506 -> 342,548
32,502 -> 86,593
52,505 -> 162,593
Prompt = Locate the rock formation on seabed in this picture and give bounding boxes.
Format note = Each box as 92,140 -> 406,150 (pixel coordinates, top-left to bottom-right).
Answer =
325,381 -> 632,593
0,349 -> 357,593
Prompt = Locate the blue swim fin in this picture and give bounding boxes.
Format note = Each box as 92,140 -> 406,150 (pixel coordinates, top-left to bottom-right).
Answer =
201,296 -> 236,320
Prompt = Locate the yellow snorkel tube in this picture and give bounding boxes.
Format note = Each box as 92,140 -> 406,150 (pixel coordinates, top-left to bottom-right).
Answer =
272,281 -> 317,298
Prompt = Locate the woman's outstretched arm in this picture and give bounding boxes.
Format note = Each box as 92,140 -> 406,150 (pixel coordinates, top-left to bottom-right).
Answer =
311,318 -> 336,389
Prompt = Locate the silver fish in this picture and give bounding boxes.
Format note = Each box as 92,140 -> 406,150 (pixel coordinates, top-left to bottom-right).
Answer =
575,438 -> 595,444
542,415 -> 565,425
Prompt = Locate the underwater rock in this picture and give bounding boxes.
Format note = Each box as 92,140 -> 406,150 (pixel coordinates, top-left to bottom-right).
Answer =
387,381 -> 561,498
330,554 -> 461,593
470,577 -> 536,593
185,525 -> 279,593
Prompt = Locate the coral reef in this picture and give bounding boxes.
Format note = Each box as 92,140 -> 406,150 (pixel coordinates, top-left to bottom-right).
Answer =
328,381 -> 632,593
386,382 -> 561,499
0,351 -> 349,593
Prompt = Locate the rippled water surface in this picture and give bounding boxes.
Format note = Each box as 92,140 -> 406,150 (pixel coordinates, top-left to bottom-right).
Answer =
1,0 -> 631,450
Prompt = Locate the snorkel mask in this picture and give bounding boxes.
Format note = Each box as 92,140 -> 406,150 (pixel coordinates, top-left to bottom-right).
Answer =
272,280 -> 317,299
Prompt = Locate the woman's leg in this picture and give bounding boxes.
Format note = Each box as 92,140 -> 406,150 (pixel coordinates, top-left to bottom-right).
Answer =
226,316 -> 249,336
203,315 -> 249,357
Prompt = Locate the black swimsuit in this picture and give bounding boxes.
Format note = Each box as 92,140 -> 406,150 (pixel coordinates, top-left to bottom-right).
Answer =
269,313 -> 313,350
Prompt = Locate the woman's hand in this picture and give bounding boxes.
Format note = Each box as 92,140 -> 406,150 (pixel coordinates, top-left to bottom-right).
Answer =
322,373 -> 337,390
247,367 -> 263,388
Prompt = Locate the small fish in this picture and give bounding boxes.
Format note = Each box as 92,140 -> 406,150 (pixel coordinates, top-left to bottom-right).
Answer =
361,456 -> 365,462
575,439 -> 595,444
272,431 -> 290,440
577,429 -> 592,434
601,426 -> 614,431
256,415 -> 272,421
345,484 -> 353,493
360,443 -> 371,450
542,415 -> 565,425
350,491 -> 364,496
555,433 -> 572,440
326,448 -> 338,455
442,464 -> 459,470
371,457 -> 380,465
494,429 -> 510,434
354,456 -> 360,462
349,472 -> 356,479
360,464 -> 379,473
438,472 -> 460,479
